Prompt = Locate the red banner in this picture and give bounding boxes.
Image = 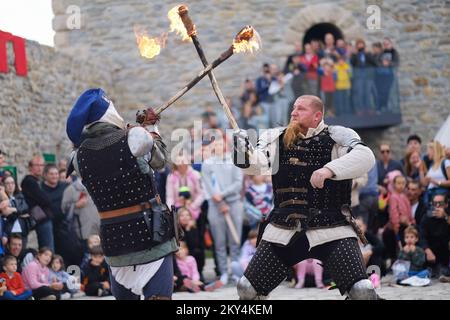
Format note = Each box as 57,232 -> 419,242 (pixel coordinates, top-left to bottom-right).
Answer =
0,30 -> 27,77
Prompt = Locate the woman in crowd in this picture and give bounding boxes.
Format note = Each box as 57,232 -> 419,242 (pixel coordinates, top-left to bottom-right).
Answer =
1,176 -> 31,248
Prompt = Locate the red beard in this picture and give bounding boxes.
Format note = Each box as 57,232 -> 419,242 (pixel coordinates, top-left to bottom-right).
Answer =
283,121 -> 303,149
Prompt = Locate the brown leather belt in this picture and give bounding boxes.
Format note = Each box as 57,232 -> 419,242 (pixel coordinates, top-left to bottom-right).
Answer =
99,203 -> 152,220
279,199 -> 308,208
276,187 -> 308,194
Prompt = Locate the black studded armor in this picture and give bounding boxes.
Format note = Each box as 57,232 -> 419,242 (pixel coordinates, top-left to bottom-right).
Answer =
269,128 -> 352,230
77,126 -> 171,257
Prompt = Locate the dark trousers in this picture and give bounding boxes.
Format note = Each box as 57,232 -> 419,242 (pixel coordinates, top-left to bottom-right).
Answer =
32,286 -> 61,300
84,282 -> 106,296
358,194 -> 379,233
109,254 -> 174,300
382,225 -> 407,261
245,232 -> 368,296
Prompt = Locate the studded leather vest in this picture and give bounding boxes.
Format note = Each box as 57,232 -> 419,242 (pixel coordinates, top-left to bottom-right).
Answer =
77,128 -> 163,257
77,129 -> 154,212
270,128 -> 352,230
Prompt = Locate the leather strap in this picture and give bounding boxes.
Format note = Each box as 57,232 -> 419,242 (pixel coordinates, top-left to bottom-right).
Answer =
279,199 -> 308,208
99,202 -> 152,220
276,187 -> 308,194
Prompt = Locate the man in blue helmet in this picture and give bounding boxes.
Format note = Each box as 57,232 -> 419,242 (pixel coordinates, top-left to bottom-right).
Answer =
66,88 -> 178,300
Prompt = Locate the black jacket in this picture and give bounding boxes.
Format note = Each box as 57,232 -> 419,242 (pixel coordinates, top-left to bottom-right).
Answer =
82,260 -> 109,286
20,175 -> 53,219
4,193 -> 32,236
419,213 -> 450,250
412,200 -> 428,227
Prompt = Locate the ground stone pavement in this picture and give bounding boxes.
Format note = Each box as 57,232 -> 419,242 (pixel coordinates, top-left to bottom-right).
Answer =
74,258 -> 450,300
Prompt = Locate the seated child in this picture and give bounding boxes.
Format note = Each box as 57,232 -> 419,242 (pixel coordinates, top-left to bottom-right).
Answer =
81,246 -> 111,297
0,255 -> 32,300
175,241 -> 221,292
398,226 -> 428,278
80,234 -> 101,273
50,254 -> 81,298
231,229 -> 257,282
177,207 -> 204,280
22,247 -> 64,300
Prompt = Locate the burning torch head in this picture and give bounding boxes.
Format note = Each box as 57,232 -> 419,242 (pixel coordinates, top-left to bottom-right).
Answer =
232,26 -> 261,54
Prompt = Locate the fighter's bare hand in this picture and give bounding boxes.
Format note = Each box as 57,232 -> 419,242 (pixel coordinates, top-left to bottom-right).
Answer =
310,167 -> 334,189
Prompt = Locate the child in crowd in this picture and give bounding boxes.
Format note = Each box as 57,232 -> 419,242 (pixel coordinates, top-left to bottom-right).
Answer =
231,229 -> 258,283
390,175 -> 415,235
50,254 -> 81,298
334,55 -> 352,116
294,259 -> 324,289
175,241 -> 221,292
384,175 -> 415,263
80,234 -> 101,273
0,255 -> 32,300
177,207 -> 205,281
82,246 -> 111,297
22,247 -> 64,300
356,217 -> 382,287
318,59 -> 336,115
398,226 -> 428,278
244,175 -> 273,226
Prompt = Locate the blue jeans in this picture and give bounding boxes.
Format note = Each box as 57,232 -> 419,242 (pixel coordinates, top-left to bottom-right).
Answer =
109,254 -> 174,300
36,219 -> 54,251
408,269 -> 430,278
0,290 -> 32,300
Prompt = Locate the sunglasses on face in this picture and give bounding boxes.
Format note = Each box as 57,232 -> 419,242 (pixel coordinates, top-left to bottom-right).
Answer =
432,201 -> 446,207
380,150 -> 390,154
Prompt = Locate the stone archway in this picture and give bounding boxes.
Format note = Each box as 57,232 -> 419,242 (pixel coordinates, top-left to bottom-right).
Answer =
285,3 -> 364,45
303,23 -> 344,46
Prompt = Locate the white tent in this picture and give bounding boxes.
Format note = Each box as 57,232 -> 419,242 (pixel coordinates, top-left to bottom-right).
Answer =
435,114 -> 450,147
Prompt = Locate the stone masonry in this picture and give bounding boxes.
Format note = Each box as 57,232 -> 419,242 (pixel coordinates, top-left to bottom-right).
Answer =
0,0 -> 449,178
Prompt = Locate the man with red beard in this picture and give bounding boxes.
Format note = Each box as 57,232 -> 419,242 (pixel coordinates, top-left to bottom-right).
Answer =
233,95 -> 379,300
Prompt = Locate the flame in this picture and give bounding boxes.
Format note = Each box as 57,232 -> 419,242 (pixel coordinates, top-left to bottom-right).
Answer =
134,26 -> 166,59
232,26 -> 261,54
168,5 -> 192,41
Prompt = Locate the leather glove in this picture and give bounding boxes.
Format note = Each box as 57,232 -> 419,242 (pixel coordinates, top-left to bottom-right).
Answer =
136,107 -> 160,125
233,129 -> 253,169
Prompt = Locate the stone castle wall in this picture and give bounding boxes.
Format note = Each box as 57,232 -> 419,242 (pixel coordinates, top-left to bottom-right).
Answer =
1,0 -> 449,179
51,0 -> 450,159
0,40 -> 114,179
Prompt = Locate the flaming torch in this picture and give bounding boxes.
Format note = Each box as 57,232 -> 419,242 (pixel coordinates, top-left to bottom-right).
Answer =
134,26 -> 167,60
154,25 -> 261,116
173,5 -> 240,130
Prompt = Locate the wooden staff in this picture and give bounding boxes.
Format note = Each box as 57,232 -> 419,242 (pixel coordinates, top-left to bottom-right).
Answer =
178,5 -> 239,130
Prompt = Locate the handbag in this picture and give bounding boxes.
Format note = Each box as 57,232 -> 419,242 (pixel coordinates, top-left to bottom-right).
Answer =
30,205 -> 48,223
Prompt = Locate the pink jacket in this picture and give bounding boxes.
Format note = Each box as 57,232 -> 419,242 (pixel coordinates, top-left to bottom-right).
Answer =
176,255 -> 200,281
22,259 -> 50,290
166,167 -> 204,220
388,191 -> 415,232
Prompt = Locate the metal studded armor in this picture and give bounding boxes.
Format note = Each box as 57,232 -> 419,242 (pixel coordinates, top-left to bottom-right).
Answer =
269,128 -> 352,230
77,128 -> 169,257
